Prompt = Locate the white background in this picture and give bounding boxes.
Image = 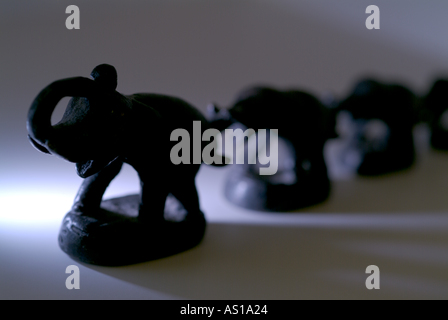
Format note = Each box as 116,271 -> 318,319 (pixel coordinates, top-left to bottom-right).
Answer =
1,0 -> 448,299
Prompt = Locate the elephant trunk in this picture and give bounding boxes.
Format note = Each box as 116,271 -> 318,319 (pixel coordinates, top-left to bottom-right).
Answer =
27,77 -> 99,156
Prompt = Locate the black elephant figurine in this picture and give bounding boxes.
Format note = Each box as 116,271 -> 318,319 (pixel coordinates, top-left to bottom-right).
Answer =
336,79 -> 417,175
27,64 -> 223,266
422,79 -> 448,150
207,86 -> 337,211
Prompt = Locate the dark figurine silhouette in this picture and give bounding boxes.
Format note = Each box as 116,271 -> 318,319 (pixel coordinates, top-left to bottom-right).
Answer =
422,79 -> 448,150
27,64 -> 223,265
208,86 -> 337,211
336,79 -> 417,175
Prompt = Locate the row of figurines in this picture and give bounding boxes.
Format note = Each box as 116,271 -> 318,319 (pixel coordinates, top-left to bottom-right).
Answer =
26,64 -> 448,265
207,77 -> 448,211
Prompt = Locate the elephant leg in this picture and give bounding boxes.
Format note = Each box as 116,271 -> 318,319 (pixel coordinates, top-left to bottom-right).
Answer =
72,159 -> 123,211
170,173 -> 202,217
137,177 -> 169,224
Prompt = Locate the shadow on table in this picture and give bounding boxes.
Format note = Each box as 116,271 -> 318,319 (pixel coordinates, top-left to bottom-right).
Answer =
296,144 -> 448,214
86,218 -> 448,299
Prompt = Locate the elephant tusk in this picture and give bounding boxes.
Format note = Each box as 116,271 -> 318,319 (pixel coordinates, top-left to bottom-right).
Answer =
28,135 -> 51,154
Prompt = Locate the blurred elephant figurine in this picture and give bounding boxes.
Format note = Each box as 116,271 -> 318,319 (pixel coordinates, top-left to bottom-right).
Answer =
27,64 -> 221,265
207,86 -> 337,211
422,79 -> 448,150
336,79 -> 417,175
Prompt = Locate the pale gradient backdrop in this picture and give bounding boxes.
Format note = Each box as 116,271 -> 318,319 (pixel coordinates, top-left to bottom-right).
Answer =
1,0 -> 448,299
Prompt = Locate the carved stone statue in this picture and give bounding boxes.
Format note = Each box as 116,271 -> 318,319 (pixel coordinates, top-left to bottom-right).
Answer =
27,64 -> 223,265
208,86 -> 337,211
336,79 -> 417,175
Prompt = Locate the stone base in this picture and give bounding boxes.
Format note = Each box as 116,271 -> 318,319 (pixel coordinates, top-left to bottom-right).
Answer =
58,194 -> 206,266
224,167 -> 330,212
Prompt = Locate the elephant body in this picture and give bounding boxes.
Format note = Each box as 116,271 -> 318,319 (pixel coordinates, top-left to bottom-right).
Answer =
336,79 -> 417,175
28,64 -> 215,224
207,86 -> 337,211
73,93 -> 212,222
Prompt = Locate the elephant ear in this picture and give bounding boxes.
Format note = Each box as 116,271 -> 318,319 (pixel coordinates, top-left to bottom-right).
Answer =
90,64 -> 118,91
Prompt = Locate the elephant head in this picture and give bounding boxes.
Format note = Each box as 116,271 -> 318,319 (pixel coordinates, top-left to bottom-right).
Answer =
27,64 -> 130,178
336,79 -> 416,175
206,102 -> 236,132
